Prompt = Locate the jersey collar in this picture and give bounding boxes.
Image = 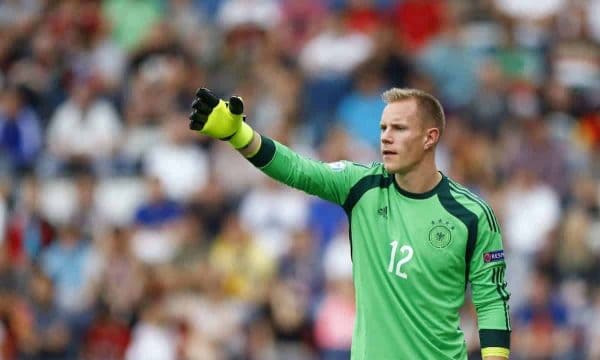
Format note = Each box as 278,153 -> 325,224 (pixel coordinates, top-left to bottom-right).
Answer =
393,171 -> 446,199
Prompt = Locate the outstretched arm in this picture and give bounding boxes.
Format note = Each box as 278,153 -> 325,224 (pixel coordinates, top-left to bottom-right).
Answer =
189,88 -> 370,205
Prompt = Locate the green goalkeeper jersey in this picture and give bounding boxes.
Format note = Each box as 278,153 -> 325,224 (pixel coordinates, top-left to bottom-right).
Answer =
248,136 -> 511,359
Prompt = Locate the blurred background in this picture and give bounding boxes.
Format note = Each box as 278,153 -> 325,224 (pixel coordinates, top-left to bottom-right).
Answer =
0,0 -> 598,359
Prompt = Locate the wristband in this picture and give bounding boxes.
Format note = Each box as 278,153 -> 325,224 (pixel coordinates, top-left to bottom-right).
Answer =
229,122 -> 254,149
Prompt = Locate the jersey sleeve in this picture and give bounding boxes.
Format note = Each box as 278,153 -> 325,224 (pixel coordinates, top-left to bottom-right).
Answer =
469,215 -> 511,354
246,135 -> 370,205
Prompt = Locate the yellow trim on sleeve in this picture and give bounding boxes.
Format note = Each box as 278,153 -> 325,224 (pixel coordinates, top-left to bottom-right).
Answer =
482,347 -> 510,358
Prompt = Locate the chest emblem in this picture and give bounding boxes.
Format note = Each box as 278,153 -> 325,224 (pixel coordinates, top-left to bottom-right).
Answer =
377,206 -> 388,219
428,219 -> 455,248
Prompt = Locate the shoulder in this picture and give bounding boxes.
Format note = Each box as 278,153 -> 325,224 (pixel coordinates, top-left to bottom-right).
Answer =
325,161 -> 386,185
325,160 -> 383,173
345,161 -> 390,187
444,178 -> 500,233
341,162 -> 390,212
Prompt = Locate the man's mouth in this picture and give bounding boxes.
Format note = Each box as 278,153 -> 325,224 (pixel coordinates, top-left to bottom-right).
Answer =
382,150 -> 397,155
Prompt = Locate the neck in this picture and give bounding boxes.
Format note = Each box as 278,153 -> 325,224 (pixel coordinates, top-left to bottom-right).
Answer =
393,161 -> 441,194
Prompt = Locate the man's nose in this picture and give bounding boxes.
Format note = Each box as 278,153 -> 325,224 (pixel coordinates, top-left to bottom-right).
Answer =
381,130 -> 392,144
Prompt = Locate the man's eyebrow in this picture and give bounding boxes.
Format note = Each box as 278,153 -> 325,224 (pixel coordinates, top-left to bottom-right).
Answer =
381,119 -> 407,125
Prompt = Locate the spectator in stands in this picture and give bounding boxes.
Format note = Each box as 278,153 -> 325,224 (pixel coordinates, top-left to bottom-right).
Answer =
0,85 -> 42,174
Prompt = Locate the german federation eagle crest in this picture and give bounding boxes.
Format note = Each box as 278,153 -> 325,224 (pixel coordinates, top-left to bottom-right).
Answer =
428,219 -> 455,249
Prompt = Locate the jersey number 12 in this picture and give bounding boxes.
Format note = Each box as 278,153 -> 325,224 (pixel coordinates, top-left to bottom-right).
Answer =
388,241 -> 413,279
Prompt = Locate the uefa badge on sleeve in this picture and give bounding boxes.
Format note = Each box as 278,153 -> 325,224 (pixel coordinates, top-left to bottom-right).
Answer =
483,250 -> 504,263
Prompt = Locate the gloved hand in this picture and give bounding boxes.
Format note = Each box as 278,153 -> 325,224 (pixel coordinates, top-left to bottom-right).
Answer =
189,88 -> 254,149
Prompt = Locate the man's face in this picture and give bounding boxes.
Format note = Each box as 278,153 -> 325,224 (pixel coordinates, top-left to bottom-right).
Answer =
380,99 -> 428,174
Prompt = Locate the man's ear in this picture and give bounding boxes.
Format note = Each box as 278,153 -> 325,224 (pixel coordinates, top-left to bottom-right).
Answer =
424,127 -> 440,150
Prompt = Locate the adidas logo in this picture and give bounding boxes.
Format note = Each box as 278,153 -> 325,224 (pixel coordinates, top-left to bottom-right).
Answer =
377,206 -> 388,218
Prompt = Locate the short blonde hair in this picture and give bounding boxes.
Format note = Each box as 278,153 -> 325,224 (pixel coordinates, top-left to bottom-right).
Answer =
382,88 -> 445,137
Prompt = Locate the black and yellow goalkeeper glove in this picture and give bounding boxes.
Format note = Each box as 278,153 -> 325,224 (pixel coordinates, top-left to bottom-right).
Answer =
189,88 -> 254,149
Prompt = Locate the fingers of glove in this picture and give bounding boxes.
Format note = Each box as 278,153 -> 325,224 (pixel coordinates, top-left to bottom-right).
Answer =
228,96 -> 244,115
189,119 -> 206,131
188,109 -> 208,130
195,88 -> 219,108
192,98 -> 214,115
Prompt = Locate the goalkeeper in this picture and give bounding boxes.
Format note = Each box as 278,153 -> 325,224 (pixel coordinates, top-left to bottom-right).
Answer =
189,87 -> 511,359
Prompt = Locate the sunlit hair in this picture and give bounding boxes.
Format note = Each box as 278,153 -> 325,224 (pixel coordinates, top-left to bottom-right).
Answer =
382,88 -> 445,137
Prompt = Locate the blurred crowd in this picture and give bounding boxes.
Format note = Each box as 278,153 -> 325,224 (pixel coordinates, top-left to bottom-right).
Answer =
0,0 -> 599,359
